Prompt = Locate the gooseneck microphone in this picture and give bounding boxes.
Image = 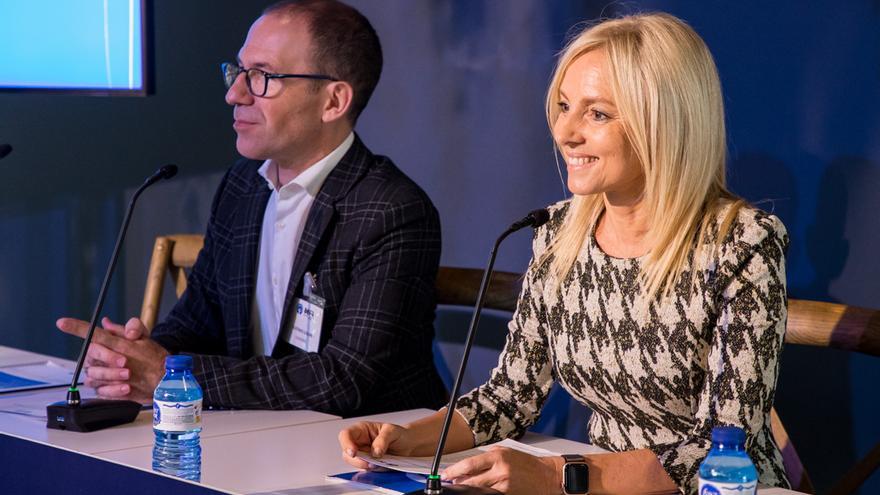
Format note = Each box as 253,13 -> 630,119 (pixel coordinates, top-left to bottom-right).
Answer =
0,144 -> 12,160
47,164 -> 179,432
406,208 -> 550,495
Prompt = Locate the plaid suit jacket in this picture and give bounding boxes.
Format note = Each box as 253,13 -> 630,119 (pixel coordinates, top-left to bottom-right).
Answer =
151,136 -> 447,416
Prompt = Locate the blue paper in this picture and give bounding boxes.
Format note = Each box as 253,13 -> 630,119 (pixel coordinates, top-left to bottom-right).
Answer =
329,470 -> 425,493
0,371 -> 47,390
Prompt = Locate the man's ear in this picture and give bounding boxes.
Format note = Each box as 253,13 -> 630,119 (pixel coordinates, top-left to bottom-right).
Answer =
321,81 -> 354,123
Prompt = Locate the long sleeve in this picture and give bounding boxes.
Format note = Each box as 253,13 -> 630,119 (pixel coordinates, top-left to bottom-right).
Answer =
650,214 -> 790,493
455,239 -> 557,445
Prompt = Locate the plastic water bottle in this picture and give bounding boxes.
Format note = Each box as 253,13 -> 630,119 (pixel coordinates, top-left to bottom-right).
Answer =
152,355 -> 203,481
698,426 -> 758,495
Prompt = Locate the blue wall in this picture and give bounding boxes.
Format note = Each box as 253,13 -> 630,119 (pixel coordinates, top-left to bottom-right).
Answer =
0,1 -> 877,492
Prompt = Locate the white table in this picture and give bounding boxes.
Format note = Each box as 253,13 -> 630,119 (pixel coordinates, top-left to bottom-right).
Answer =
0,388 -> 338,454
101,408 -> 432,494
0,346 -> 69,367
0,346 -> 805,495
0,346 -> 340,455
100,408 -> 806,495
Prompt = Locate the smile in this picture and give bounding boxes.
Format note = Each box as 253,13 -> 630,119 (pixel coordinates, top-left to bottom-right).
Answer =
567,156 -> 598,166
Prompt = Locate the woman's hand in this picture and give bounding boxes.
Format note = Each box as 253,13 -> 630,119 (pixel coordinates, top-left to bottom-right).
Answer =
441,446 -> 561,495
338,421 -> 420,469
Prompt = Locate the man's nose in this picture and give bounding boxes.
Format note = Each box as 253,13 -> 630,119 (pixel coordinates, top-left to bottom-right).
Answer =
225,72 -> 253,106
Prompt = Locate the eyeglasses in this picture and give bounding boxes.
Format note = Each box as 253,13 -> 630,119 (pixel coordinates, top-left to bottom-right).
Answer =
221,62 -> 338,97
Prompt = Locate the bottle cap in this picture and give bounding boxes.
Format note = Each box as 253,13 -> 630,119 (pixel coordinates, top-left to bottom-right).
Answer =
711,426 -> 746,445
165,355 -> 193,370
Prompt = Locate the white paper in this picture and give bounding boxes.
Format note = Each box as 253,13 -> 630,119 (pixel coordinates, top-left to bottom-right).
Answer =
355,438 -> 557,475
0,360 -> 77,393
0,387 -> 95,419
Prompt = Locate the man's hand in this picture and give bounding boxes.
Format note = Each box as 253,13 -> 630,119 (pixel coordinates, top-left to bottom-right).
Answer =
56,316 -> 169,404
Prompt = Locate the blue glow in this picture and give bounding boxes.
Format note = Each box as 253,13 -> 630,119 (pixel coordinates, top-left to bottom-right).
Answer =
0,0 -> 144,90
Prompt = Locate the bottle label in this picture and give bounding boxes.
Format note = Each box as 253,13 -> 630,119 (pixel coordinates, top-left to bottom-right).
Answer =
698,480 -> 757,495
153,399 -> 202,432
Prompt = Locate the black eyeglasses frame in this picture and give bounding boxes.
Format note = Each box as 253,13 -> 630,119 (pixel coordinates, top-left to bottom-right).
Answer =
221,62 -> 338,97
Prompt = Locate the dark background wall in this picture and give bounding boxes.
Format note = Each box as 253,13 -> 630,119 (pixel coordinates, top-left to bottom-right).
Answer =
0,1 -> 877,493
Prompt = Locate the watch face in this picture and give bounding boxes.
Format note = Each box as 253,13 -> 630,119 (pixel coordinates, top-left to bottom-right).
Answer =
563,463 -> 589,494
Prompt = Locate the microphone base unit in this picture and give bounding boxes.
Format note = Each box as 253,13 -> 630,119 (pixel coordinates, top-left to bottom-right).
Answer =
404,485 -> 501,495
46,398 -> 142,432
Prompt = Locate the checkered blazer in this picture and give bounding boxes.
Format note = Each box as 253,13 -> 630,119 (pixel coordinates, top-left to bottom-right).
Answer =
151,136 -> 447,415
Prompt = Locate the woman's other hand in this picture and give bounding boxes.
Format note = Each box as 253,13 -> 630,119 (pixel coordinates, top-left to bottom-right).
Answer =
441,446 -> 561,495
338,421 -> 417,469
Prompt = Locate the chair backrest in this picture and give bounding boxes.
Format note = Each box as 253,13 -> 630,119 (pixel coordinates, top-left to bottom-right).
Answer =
433,266 -> 523,350
140,234 -> 204,331
773,299 -> 880,495
435,266 -> 522,312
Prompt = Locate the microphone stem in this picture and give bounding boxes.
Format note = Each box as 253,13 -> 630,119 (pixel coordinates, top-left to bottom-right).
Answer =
67,179 -> 153,399
428,227 -> 516,478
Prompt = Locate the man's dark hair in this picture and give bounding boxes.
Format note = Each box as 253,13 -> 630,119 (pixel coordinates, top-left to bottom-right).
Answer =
263,0 -> 382,124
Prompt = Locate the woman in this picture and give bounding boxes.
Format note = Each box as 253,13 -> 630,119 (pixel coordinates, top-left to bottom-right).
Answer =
338,12 -> 789,495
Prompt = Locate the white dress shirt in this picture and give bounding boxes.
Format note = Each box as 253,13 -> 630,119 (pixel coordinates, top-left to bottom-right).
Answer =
251,132 -> 355,356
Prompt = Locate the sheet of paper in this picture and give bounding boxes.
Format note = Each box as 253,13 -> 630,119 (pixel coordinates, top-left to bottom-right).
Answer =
0,360 -> 76,393
0,386 -> 95,420
325,471 -> 425,494
355,438 -> 557,475
250,477 -> 388,495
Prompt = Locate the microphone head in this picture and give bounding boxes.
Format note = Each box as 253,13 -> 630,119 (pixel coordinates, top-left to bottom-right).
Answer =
507,207 -> 551,233
527,208 -> 550,228
159,164 -> 178,180
0,144 -> 12,160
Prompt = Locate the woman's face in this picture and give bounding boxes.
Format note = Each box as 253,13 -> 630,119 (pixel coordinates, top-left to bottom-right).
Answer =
553,49 -> 644,204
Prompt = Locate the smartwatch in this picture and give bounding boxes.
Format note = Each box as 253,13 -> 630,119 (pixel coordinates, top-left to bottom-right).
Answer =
561,454 -> 589,494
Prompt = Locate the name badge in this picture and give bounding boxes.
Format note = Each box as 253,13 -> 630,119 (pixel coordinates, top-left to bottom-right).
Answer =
286,272 -> 324,353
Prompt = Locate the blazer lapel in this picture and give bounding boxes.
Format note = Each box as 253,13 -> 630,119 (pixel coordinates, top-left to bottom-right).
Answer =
229,164 -> 272,358
276,135 -> 373,338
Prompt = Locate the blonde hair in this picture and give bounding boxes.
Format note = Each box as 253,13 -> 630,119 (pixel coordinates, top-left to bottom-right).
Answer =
542,13 -> 742,299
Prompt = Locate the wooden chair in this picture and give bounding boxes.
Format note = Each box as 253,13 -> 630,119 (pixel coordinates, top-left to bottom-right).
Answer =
139,234 -> 204,331
774,299 -> 880,495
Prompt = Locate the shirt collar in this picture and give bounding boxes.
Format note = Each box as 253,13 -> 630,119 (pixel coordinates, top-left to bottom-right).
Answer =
257,132 -> 355,196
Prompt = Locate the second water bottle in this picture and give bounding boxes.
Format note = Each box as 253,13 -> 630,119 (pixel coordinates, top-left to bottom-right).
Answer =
152,355 -> 203,481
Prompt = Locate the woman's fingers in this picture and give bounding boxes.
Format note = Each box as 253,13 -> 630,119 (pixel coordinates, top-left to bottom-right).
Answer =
338,421 -> 409,471
338,422 -> 373,457
442,451 -> 494,481
370,423 -> 403,457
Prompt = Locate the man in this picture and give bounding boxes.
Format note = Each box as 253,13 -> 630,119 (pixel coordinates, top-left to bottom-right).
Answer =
57,0 -> 447,416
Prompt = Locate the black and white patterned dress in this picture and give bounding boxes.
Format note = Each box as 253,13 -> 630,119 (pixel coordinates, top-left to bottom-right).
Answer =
456,200 -> 790,494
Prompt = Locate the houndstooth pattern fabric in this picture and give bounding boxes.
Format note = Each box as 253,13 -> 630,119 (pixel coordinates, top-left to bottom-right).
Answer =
456,200 -> 790,494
